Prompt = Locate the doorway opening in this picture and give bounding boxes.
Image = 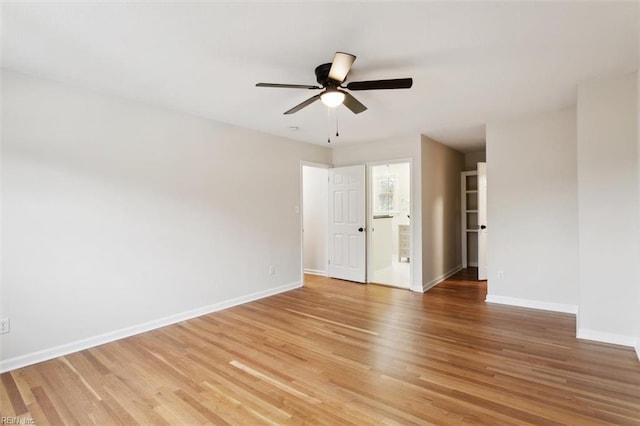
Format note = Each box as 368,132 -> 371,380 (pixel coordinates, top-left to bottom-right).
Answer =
301,164 -> 329,279
461,161 -> 487,280
368,161 -> 411,289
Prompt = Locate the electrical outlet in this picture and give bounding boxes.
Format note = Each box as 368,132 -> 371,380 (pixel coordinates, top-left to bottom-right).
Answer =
0,318 -> 9,334
269,266 -> 276,275
497,270 -> 504,280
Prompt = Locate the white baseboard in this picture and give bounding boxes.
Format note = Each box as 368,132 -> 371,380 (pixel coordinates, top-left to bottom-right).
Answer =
468,262 -> 478,267
0,281 -> 302,373
485,295 -> 578,314
303,268 -> 327,276
577,328 -> 637,348
636,344 -> 640,363
421,264 -> 463,292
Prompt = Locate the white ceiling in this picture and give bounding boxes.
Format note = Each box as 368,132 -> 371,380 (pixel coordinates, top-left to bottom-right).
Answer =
2,1 -> 638,152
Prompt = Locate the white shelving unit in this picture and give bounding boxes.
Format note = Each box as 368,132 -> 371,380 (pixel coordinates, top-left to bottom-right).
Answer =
398,224 -> 410,262
461,171 -> 479,268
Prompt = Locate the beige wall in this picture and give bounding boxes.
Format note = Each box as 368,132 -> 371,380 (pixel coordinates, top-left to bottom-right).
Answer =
420,135 -> 464,289
1,71 -> 331,370
464,151 -> 486,172
637,68 -> 640,359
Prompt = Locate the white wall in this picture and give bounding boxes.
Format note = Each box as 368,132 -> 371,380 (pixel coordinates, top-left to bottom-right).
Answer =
0,69 -> 4,346
486,107 -> 579,312
577,72 -> 640,346
302,165 -> 328,275
0,71 -> 331,370
332,135 -> 423,291
421,135 -> 464,290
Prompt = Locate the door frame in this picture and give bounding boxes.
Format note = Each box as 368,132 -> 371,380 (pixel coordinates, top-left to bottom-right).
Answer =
300,161 -> 331,285
366,158 -> 413,289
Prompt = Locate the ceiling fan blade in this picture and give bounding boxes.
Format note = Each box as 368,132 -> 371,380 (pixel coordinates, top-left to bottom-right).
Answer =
346,78 -> 413,91
284,94 -> 321,114
256,83 -> 321,89
342,92 -> 367,114
328,52 -> 356,83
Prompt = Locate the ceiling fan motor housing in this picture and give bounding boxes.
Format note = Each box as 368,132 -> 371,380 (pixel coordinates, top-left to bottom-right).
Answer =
315,63 -> 340,87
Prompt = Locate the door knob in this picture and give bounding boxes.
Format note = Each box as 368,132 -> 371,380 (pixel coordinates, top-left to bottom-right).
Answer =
480,225 -> 487,230
358,227 -> 364,232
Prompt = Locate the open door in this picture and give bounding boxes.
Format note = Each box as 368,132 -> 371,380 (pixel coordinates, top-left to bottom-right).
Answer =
477,162 -> 488,280
328,165 -> 366,283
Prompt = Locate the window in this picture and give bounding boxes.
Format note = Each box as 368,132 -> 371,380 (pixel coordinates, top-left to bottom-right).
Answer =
375,175 -> 396,214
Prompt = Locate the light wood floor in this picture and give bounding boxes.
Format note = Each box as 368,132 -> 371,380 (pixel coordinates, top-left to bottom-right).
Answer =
2,269 -> 640,425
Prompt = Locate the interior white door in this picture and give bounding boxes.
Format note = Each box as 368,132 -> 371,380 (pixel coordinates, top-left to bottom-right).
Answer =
328,165 -> 366,283
477,162 -> 488,280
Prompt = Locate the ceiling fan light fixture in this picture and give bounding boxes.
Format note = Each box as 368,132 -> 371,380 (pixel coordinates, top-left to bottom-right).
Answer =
320,89 -> 345,108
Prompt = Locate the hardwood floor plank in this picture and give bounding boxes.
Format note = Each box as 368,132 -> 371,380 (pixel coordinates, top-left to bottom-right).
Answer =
59,357 -> 103,401
35,362 -> 90,425
1,370 -> 28,415
100,381 -> 168,426
11,371 -> 36,409
174,388 -> 232,425
200,379 -> 292,425
2,269 -> 639,424
81,348 -> 111,376
31,386 -> 65,426
98,390 -> 139,426
0,375 -> 17,418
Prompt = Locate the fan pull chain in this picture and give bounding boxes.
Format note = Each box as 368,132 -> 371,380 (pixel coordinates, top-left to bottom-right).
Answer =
327,107 -> 331,143
336,107 -> 340,137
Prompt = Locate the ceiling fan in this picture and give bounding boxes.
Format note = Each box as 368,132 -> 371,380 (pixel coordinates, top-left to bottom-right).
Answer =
256,52 -> 413,115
